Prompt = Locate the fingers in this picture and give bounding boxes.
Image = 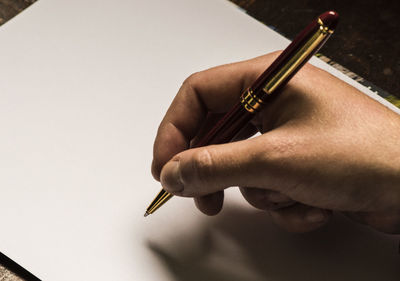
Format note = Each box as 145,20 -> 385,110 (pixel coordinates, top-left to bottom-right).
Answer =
159,126 -> 305,198
269,204 -> 331,233
152,53 -> 280,180
194,191 -> 224,216
159,135 -> 275,197
345,211 -> 400,234
239,187 -> 330,233
239,187 -> 295,210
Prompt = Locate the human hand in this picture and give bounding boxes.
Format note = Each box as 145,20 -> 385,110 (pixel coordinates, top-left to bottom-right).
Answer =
151,52 -> 400,234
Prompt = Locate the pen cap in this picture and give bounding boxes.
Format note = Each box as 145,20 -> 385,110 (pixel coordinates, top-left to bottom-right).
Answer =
247,11 -> 339,106
319,11 -> 339,30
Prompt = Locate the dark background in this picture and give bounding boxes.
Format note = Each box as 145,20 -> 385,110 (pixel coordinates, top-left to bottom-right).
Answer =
0,0 -> 399,280
231,0 -> 400,97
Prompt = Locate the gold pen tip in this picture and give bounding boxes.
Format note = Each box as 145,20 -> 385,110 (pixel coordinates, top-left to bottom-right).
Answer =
144,211 -> 150,217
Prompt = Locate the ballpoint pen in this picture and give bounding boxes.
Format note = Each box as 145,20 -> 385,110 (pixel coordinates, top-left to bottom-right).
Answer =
145,11 -> 339,217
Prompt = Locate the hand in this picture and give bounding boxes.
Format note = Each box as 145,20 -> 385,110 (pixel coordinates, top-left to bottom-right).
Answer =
152,52 -> 400,234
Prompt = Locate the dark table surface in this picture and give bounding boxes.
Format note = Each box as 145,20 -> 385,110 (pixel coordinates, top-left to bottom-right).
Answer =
0,0 -> 399,280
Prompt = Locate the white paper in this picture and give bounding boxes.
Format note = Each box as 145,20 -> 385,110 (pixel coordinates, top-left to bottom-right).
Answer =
0,0 -> 399,280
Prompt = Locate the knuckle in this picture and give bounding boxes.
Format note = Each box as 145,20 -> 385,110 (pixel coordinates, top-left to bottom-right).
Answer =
192,148 -> 214,183
183,148 -> 214,189
182,71 -> 201,90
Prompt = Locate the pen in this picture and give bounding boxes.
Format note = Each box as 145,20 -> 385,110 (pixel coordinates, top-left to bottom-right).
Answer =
145,11 -> 339,217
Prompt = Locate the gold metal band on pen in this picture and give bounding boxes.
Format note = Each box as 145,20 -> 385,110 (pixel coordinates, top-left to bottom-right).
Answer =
263,18 -> 333,95
318,18 -> 334,34
240,88 -> 264,113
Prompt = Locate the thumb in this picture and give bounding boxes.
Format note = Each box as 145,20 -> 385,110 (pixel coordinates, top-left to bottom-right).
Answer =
160,135 -> 286,197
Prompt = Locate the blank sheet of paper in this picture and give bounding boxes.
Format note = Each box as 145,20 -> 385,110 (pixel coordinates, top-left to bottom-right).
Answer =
0,0 -> 399,280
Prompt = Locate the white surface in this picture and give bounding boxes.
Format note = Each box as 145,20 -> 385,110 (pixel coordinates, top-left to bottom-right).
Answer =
0,0 -> 399,280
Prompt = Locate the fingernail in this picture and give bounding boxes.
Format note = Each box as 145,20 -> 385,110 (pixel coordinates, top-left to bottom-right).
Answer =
306,209 -> 326,223
160,160 -> 184,193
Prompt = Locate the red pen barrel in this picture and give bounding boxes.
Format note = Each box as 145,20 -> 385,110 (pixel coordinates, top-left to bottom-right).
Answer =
194,102 -> 254,147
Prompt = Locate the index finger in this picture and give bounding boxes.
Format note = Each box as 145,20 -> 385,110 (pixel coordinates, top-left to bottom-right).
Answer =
151,53 -> 279,180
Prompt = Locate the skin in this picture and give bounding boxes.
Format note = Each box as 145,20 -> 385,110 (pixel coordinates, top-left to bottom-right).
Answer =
151,52 -> 400,234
